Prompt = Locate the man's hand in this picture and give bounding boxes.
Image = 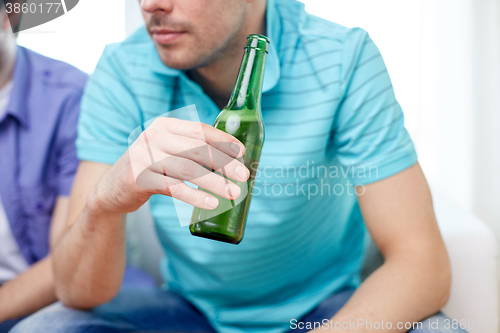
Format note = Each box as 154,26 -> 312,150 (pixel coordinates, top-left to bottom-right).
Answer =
53,118 -> 249,309
89,117 -> 249,216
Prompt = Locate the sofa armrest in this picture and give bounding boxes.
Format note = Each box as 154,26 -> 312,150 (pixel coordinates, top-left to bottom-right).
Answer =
432,188 -> 499,333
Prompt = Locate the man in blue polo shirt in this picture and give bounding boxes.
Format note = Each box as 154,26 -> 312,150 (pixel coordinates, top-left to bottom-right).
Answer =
0,3 -> 155,332
0,1 -> 87,331
13,0 -> 460,332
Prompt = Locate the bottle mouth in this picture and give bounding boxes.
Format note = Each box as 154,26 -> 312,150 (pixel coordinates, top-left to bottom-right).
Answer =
245,34 -> 270,53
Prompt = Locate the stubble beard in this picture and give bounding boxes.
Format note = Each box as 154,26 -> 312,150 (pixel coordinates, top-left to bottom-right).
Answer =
150,10 -> 247,71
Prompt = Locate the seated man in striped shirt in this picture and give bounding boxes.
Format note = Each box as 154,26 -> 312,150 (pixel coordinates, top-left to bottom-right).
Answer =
12,0 -> 459,333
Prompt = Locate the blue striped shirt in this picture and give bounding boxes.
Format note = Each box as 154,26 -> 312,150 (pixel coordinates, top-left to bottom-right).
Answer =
76,0 -> 417,332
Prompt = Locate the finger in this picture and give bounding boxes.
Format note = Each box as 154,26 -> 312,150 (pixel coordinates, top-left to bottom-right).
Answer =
136,170 -> 220,210
157,133 -> 250,182
157,118 -> 246,158
146,156 -> 242,201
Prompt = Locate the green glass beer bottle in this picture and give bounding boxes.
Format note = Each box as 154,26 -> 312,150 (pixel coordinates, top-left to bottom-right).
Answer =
189,34 -> 269,244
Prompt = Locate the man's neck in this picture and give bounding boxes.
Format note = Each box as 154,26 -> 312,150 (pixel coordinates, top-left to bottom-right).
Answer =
190,1 -> 267,110
0,40 -> 16,91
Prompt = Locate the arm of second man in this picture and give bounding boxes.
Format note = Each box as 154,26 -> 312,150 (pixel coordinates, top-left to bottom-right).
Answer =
0,198 -> 69,322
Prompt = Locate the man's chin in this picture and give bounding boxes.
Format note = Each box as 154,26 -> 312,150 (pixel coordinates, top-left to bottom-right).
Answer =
156,52 -> 199,71
154,42 -> 220,71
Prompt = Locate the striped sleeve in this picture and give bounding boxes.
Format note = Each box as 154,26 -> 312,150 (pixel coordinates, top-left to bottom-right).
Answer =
76,45 -> 141,165
331,28 -> 417,185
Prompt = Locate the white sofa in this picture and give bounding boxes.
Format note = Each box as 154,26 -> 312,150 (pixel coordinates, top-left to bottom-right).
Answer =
126,189 -> 499,333
431,189 -> 499,333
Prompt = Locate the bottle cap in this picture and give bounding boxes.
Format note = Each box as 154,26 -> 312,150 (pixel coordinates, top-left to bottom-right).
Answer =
246,34 -> 270,53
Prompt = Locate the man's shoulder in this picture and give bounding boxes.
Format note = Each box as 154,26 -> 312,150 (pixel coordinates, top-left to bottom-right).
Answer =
21,46 -> 88,93
95,26 -> 154,76
277,0 -> 369,51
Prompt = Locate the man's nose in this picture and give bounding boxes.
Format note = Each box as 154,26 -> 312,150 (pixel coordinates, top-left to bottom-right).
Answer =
141,0 -> 174,14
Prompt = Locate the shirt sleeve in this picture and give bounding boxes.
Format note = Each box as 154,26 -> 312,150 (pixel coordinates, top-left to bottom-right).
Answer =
331,28 -> 418,185
76,45 -> 142,165
55,91 -> 83,196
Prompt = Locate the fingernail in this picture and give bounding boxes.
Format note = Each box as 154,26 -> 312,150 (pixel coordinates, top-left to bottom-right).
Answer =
204,196 -> 219,209
231,143 -> 241,156
236,165 -> 249,181
226,183 -> 240,199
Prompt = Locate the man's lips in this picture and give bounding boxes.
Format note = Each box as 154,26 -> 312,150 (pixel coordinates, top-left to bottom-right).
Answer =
151,30 -> 186,45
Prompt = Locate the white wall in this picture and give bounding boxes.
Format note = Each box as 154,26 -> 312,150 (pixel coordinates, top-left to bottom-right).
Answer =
417,0 -> 476,211
471,0 -> 500,244
124,0 -> 144,36
17,0 -> 126,73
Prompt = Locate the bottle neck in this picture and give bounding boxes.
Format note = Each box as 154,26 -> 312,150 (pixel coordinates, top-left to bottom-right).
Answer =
226,47 -> 267,111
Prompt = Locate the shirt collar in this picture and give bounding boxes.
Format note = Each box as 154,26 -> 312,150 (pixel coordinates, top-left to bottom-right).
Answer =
148,0 -> 281,93
0,81 -> 13,119
5,46 -> 31,128
262,0 -> 281,93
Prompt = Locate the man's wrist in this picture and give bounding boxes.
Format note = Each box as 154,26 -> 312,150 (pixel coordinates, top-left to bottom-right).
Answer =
86,187 -> 121,220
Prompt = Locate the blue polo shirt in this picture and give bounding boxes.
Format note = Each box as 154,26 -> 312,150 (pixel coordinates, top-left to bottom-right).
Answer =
0,46 -> 87,265
76,0 -> 417,332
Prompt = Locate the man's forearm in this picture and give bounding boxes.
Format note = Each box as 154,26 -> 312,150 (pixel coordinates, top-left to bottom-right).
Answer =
316,254 -> 450,332
53,203 -> 127,309
0,257 -> 57,322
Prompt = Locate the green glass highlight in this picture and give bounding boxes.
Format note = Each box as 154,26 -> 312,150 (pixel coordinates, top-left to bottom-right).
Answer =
190,34 -> 269,244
